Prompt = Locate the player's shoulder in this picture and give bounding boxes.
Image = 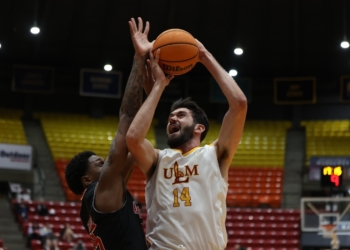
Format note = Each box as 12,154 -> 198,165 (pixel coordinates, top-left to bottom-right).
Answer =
199,144 -> 216,152
82,182 -> 97,202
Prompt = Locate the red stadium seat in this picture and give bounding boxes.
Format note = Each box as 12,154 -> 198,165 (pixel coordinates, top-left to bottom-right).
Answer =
252,194 -> 282,208
225,207 -> 300,250
31,239 -> 94,250
226,194 -> 252,207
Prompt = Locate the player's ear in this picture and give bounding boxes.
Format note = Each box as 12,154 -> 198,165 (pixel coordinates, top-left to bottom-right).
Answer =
194,124 -> 205,134
81,175 -> 92,187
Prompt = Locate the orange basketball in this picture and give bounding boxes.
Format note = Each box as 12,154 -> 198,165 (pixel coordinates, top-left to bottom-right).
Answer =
152,29 -> 198,76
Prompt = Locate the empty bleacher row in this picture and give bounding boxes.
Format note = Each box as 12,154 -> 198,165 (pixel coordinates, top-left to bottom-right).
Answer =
35,112 -> 157,160
0,108 -> 27,145
227,167 -> 283,208
202,120 -> 291,167
301,119 -> 350,164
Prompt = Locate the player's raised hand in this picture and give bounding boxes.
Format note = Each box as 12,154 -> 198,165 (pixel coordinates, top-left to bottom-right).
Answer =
129,17 -> 153,57
195,39 -> 208,63
148,49 -> 173,87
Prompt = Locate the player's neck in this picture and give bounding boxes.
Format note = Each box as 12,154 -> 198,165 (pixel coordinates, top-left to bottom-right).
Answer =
173,139 -> 200,154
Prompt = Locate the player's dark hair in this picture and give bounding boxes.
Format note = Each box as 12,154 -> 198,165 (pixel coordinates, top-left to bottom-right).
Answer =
65,151 -> 95,195
170,97 -> 209,142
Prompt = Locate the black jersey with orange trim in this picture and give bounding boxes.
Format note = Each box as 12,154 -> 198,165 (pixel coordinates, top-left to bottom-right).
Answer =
80,182 -> 147,250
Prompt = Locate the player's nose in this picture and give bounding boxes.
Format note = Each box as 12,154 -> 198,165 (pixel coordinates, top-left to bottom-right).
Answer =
169,116 -> 178,123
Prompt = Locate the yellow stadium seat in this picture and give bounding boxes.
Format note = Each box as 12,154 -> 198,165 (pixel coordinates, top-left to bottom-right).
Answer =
39,112 -> 158,160
301,119 -> 350,163
0,109 -> 27,145
224,120 -> 290,168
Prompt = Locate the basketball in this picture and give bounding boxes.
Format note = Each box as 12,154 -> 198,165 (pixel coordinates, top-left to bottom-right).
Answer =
152,29 -> 199,76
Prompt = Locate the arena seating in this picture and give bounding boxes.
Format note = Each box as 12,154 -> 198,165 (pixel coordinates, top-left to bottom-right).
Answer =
140,207 -> 300,250
126,166 -> 145,199
201,120 -> 288,208
301,119 -> 350,164
12,188 -> 299,249
30,240 -> 94,250
0,108 -> 27,145
36,112 -> 157,201
202,120 -> 291,167
11,199 -> 94,249
36,112 -> 157,160
6,113 -> 298,249
218,207 -> 300,249
227,167 -> 283,208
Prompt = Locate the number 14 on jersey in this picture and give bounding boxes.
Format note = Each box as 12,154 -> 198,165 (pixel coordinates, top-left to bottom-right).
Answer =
173,187 -> 192,207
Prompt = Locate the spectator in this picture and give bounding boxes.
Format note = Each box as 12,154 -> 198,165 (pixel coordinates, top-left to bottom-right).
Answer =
60,223 -> 76,242
234,244 -> 247,250
13,198 -> 22,217
17,188 -> 31,202
41,223 -> 59,250
71,240 -> 86,250
26,223 -> 43,249
36,198 -> 49,216
16,199 -> 28,222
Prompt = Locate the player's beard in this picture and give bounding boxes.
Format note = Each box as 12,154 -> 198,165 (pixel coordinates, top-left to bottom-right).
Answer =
167,123 -> 195,148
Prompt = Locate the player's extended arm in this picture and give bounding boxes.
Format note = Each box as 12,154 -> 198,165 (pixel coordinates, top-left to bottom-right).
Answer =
94,18 -> 151,212
126,50 -> 173,181
197,40 -> 247,182
118,52 -> 156,184
119,153 -> 137,185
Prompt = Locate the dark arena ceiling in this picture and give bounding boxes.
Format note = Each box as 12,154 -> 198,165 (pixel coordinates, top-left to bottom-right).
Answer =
1,0 -> 350,77
0,0 -> 350,120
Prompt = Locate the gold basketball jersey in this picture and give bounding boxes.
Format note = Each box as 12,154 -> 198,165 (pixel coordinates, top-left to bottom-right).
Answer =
146,145 -> 228,250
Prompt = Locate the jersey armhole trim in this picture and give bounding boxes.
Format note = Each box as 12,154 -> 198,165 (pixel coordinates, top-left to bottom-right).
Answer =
91,183 -> 128,214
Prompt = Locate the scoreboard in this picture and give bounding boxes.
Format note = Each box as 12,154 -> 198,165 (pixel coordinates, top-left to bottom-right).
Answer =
320,166 -> 343,188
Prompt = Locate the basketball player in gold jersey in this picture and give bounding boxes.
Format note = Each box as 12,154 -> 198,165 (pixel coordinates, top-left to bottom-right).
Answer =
126,40 -> 247,249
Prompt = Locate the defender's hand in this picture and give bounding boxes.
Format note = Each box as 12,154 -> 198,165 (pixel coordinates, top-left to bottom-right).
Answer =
129,17 -> 153,57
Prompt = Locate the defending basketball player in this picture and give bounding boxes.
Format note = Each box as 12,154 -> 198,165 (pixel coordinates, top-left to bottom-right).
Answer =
126,40 -> 247,249
64,17 -> 153,249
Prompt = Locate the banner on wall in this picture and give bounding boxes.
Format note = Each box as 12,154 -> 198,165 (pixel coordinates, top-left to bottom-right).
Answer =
340,75 -> 350,103
210,77 -> 252,103
274,77 -> 316,104
12,65 -> 54,93
309,157 -> 350,181
0,144 -> 32,171
80,69 -> 122,98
